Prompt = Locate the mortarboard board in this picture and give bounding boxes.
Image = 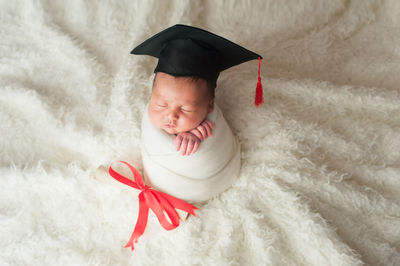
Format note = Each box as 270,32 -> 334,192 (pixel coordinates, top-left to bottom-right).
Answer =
131,24 -> 264,106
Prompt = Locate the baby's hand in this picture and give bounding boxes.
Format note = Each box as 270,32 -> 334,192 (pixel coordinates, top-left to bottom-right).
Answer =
173,132 -> 201,156
189,120 -> 214,141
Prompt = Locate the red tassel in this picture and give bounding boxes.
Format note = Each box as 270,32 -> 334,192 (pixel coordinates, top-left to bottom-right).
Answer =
255,57 -> 264,107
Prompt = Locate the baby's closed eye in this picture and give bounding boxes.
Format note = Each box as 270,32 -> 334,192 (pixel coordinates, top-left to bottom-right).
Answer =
181,107 -> 196,112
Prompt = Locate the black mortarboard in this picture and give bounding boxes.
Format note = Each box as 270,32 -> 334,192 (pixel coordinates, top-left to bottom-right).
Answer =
131,24 -> 264,106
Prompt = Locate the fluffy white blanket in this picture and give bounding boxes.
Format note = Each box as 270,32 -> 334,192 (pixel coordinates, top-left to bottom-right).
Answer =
1,1 -> 400,265
142,104 -> 240,202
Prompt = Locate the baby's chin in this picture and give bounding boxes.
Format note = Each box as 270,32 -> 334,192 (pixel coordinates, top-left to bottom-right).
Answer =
162,126 -> 181,135
161,125 -> 194,135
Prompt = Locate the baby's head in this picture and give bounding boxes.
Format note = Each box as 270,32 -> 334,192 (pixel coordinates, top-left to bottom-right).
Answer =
148,72 -> 214,134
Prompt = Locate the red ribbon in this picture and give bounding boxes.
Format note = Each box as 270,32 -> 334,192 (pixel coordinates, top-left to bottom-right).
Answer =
108,161 -> 198,251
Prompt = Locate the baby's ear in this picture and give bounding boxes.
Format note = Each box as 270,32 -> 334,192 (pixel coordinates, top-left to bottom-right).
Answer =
208,99 -> 214,113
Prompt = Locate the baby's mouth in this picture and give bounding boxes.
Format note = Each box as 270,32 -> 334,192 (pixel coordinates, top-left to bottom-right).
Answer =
165,123 -> 176,129
164,124 -> 178,134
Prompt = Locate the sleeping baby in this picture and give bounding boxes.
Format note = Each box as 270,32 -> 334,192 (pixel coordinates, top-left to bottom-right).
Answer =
96,24 -> 262,210
141,71 -> 240,203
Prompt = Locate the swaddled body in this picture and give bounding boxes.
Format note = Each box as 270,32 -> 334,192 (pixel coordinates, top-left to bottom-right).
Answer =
142,72 -> 240,202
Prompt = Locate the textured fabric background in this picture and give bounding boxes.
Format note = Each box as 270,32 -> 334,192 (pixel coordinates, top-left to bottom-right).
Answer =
1,1 -> 400,265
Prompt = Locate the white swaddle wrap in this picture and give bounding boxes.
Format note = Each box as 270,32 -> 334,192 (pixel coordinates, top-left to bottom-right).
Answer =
141,104 -> 241,202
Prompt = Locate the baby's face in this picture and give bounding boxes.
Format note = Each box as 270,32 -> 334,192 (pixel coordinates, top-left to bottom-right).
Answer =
148,72 -> 214,135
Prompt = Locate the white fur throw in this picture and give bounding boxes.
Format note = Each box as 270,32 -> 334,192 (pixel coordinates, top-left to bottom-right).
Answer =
141,104 -> 240,202
1,1 -> 400,265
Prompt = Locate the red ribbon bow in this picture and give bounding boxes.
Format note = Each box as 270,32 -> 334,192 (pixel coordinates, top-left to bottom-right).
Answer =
108,161 -> 198,251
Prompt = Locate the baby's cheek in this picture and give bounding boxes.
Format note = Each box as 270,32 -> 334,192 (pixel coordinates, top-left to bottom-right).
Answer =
181,113 -> 206,131
148,109 -> 163,128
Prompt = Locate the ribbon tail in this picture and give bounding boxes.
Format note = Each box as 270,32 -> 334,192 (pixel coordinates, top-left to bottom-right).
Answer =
124,192 -> 149,250
144,190 -> 180,230
157,191 -> 198,216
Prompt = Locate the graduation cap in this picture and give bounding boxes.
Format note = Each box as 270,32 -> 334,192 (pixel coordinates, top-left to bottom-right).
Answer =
131,24 -> 264,106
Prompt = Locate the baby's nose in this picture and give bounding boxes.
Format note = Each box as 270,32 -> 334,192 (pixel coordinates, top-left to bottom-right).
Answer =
166,109 -> 179,120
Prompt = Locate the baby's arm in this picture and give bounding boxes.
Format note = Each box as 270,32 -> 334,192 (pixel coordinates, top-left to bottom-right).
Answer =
173,119 -> 214,156
189,119 -> 214,141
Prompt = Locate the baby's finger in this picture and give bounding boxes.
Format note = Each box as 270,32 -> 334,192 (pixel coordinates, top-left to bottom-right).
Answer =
174,135 -> 182,151
197,125 -> 207,139
204,120 -> 214,130
186,139 -> 194,156
191,141 -> 200,155
203,122 -> 212,137
190,129 -> 203,140
180,138 -> 189,156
